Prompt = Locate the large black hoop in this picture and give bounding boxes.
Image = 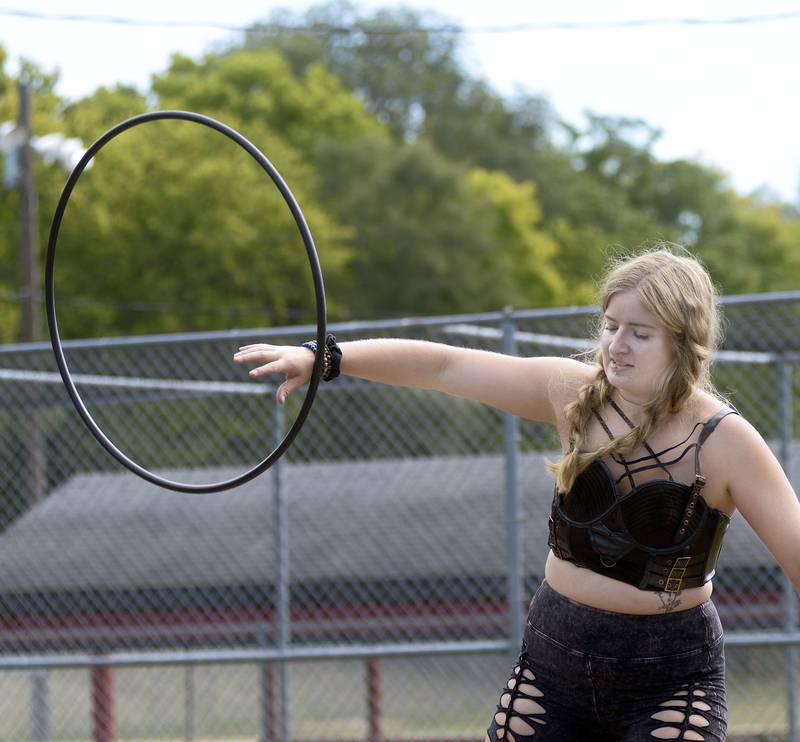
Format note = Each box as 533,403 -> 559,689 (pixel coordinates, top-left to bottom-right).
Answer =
45,110 -> 327,494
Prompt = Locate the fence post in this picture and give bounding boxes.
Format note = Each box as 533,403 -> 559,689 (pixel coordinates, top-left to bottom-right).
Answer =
91,663 -> 115,742
367,658 -> 383,742
778,358 -> 799,742
260,663 -> 278,742
272,397 -> 292,742
30,670 -> 51,741
502,309 -> 523,654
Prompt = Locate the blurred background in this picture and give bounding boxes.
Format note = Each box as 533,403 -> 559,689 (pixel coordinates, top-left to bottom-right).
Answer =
0,2 -> 799,741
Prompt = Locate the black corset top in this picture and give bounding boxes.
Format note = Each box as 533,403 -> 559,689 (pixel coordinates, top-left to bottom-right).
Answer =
548,401 -> 738,592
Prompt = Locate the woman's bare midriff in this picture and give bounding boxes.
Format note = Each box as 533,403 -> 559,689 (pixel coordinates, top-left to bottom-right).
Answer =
545,551 -> 713,615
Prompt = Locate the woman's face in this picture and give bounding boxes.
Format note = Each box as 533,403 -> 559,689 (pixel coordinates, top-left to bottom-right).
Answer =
600,291 -> 674,403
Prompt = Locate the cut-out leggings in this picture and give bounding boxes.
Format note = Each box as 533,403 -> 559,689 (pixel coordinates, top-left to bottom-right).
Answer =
486,581 -> 727,741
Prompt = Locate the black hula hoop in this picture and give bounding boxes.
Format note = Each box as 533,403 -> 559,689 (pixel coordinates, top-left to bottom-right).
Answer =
45,110 -> 327,494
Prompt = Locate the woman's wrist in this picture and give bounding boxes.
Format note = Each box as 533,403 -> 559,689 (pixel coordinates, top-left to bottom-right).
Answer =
301,333 -> 342,382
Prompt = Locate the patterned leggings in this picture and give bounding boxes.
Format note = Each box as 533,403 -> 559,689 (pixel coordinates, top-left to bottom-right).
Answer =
486,582 -> 727,741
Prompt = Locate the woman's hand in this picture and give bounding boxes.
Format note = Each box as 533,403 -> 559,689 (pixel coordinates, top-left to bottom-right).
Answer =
233,344 -> 314,405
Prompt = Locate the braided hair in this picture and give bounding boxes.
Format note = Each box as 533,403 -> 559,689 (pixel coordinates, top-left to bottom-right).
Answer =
548,245 -> 723,493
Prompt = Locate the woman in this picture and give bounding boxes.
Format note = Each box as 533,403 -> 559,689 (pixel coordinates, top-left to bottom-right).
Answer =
234,247 -> 800,741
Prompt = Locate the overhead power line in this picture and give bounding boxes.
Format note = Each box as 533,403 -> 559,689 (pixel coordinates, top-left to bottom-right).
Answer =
0,7 -> 799,35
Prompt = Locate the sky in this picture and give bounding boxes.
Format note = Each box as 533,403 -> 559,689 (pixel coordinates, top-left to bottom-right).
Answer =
1,0 -> 799,205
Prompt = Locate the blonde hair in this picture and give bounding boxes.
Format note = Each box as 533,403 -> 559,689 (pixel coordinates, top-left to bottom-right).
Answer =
548,244 -> 723,493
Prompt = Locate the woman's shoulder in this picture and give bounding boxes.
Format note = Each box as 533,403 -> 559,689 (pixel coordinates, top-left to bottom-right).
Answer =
686,390 -> 758,455
544,357 -> 597,430
547,357 -> 596,399
687,389 -> 740,425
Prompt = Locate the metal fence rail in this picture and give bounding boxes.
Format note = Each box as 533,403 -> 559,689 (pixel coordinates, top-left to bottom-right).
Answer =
0,295 -> 799,741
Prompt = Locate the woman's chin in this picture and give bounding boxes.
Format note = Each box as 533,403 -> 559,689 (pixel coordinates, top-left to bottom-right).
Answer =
606,366 -> 632,384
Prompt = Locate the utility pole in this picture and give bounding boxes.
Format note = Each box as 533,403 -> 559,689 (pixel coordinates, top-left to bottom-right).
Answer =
17,80 -> 46,506
18,80 -> 40,343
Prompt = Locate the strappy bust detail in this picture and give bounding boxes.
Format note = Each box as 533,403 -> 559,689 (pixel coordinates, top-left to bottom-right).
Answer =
548,404 -> 738,592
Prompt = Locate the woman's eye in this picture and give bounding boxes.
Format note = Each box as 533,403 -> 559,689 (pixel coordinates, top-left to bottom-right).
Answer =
604,325 -> 618,333
634,333 -> 650,340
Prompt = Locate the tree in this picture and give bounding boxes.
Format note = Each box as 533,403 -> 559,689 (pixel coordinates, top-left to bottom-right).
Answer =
243,2 -> 565,186
465,168 -> 564,308
698,194 -> 800,295
51,105 -> 352,338
245,0 -> 464,143
34,47 -> 394,338
314,135 -> 566,317
151,47 -> 387,156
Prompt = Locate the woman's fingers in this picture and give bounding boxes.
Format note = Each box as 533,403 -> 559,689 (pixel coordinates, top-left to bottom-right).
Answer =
233,349 -> 284,373
233,345 -> 315,404
237,343 -> 276,352
247,359 -> 286,379
233,347 -> 274,362
277,375 -> 308,406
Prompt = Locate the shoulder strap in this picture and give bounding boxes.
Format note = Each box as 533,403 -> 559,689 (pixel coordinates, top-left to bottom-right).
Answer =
671,407 -> 739,544
698,407 -> 739,447
693,407 -> 740,482
592,409 -> 615,442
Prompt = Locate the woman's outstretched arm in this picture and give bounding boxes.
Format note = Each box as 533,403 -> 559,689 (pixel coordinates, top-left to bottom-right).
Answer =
234,338 -> 593,423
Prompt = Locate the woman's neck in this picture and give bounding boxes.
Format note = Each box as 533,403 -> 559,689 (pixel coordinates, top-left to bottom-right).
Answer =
616,389 -> 650,408
612,390 -> 651,426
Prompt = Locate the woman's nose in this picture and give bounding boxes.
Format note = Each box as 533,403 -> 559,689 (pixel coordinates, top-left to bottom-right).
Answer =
609,331 -> 629,354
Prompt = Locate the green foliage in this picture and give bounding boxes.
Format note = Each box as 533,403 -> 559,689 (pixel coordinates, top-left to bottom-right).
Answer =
62,85 -> 149,140
152,47 -> 387,155
245,1 -> 463,143
53,114 -> 352,337
314,135 -> 498,316
465,168 -> 564,308
1,8 -> 799,341
313,135 -> 567,317
699,195 -> 800,295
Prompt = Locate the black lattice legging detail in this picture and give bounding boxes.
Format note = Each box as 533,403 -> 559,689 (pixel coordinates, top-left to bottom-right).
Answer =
485,652 -> 547,741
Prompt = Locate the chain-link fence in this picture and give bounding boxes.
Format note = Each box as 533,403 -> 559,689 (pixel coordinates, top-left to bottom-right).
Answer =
1,294 -> 799,741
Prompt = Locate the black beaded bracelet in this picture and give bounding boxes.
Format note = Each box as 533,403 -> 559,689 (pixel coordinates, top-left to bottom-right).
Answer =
301,333 -> 342,382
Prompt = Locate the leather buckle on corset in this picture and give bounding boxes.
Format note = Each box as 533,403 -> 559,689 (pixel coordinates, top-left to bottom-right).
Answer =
664,556 -> 692,592
588,523 -> 636,568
